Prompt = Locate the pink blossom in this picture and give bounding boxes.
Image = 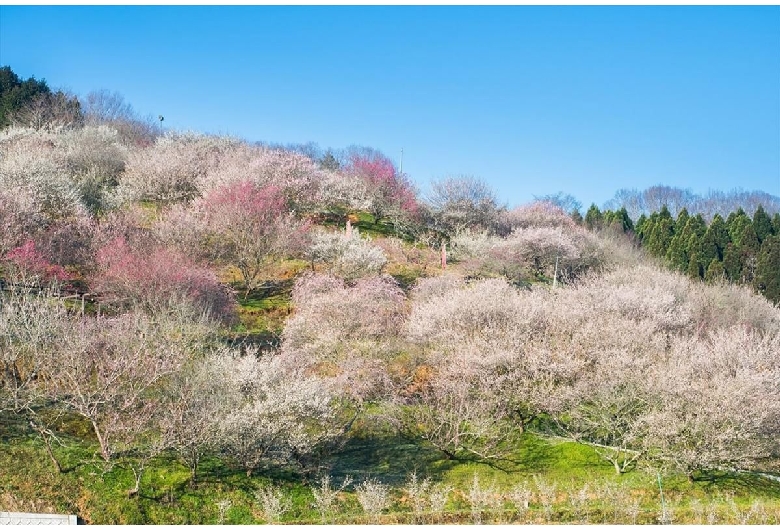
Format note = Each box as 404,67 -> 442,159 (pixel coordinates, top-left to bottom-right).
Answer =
4,239 -> 70,283
93,236 -> 235,322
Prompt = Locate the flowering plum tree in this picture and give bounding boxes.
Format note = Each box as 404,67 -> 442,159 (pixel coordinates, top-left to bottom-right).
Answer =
496,201 -> 579,235
199,181 -> 309,296
345,149 -> 419,225
0,288 -> 69,414
401,277 -> 580,458
92,236 -> 235,322
283,273 -> 405,363
543,263 -> 780,475
281,273 -> 405,404
639,327 -> 780,477
38,308 -> 215,462
155,352 -> 234,484
36,215 -> 96,272
3,240 -> 70,288
306,228 -> 387,281
0,190 -> 42,257
0,132 -> 86,222
212,346 -> 341,475
425,175 -> 500,234
61,125 -> 128,213
117,132 -> 238,204
201,143 -> 325,213
450,225 -> 602,285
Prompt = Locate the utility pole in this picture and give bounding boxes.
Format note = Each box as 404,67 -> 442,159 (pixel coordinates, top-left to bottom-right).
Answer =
552,226 -> 562,288
399,148 -> 404,174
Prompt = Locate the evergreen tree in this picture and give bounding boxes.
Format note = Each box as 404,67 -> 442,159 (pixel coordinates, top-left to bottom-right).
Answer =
584,204 -> 603,230
635,214 -> 648,241
319,151 -> 340,171
738,224 -> 761,283
754,235 -> 780,304
727,210 -> 751,247
570,209 -> 584,225
665,208 -> 691,271
723,213 -> 759,282
725,207 -> 746,231
753,205 -> 774,242
704,258 -> 725,284
617,207 -> 634,232
666,235 -> 688,272
772,213 -> 780,236
687,251 -> 702,280
699,214 -> 730,265
675,207 -> 690,235
645,206 -> 675,258
722,242 -> 742,282
0,66 -> 51,128
601,209 -> 626,233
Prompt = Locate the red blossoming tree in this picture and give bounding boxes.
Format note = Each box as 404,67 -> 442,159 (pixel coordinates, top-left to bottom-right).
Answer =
92,237 -> 235,322
4,240 -> 70,289
345,150 -> 419,226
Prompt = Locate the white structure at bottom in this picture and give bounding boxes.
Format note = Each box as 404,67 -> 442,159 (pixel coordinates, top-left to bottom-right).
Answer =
0,512 -> 77,525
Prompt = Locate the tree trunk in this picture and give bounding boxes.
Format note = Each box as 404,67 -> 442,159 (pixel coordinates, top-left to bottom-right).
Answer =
91,419 -> 111,461
128,464 -> 144,498
188,452 -> 199,487
30,421 -> 64,473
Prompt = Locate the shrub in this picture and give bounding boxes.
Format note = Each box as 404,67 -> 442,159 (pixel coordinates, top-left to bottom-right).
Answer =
307,228 -> 387,281
355,478 -> 391,522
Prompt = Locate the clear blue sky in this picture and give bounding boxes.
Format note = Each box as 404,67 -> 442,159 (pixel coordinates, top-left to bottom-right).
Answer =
1,6 -> 779,209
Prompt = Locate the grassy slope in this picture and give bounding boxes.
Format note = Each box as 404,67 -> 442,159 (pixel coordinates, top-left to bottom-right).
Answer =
2,419 -> 779,524
2,215 -> 779,524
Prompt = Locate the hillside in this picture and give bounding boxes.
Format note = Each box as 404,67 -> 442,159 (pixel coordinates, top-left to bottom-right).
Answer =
1,103 -> 779,524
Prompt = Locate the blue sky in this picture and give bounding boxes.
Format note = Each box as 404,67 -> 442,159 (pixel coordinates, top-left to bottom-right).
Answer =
1,6 -> 778,209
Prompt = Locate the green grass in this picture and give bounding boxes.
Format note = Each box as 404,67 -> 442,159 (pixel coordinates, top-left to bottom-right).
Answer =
3,412 -> 778,524
226,274 -> 298,347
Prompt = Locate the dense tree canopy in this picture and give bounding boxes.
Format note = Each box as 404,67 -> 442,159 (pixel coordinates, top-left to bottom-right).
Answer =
596,200 -> 780,303
0,66 -> 82,130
